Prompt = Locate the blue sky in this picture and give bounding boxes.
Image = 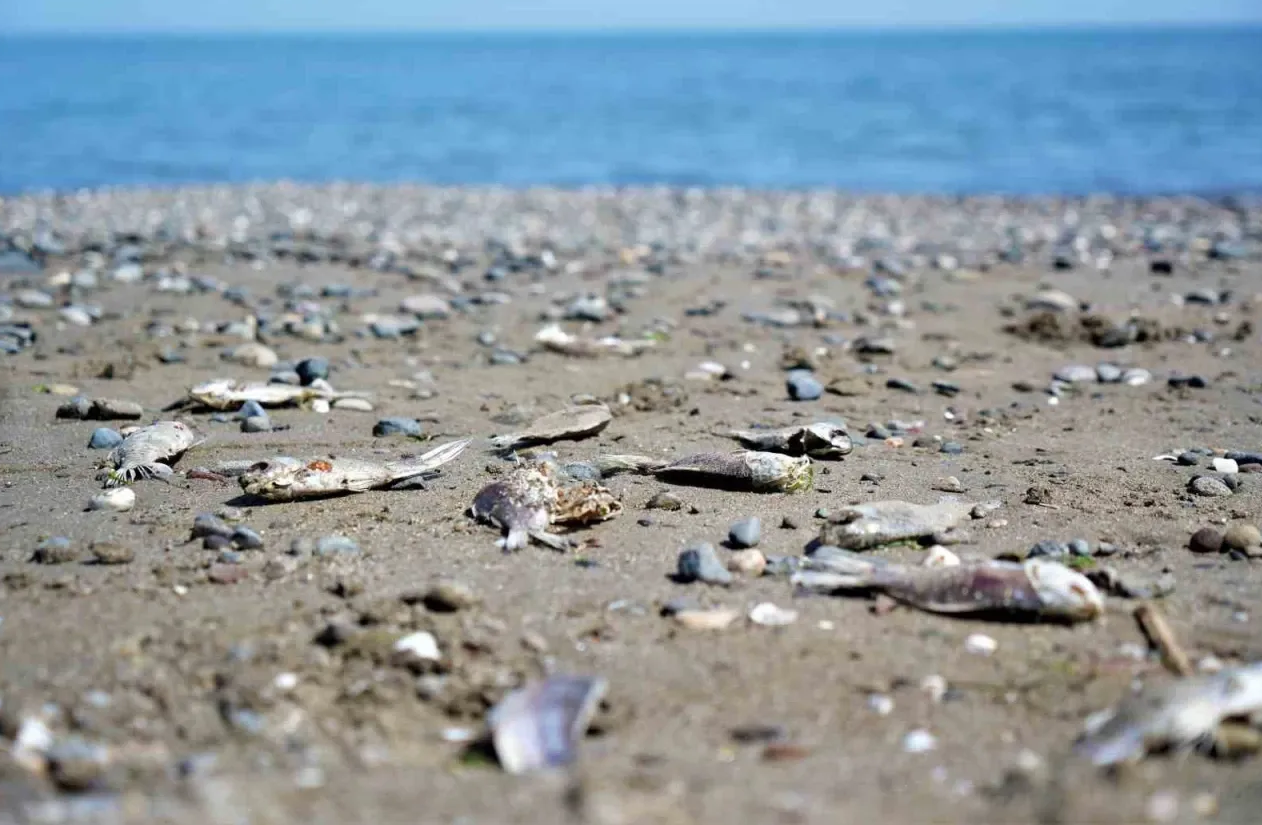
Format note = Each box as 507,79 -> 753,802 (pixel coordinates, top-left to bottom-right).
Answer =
2,0 -> 1260,33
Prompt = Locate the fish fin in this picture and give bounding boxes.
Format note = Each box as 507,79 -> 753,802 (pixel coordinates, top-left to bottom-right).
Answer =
592,454 -> 667,476
528,530 -> 573,552
102,463 -> 171,487
386,438 -> 472,480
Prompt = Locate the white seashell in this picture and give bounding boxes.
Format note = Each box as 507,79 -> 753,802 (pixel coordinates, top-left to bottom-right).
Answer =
88,487 -> 135,512
748,602 -> 798,627
393,631 -> 440,661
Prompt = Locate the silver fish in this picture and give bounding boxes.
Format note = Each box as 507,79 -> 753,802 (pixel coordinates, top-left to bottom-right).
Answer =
818,499 -> 974,549
793,550 -> 1103,623
471,460 -> 621,551
1074,662 -> 1262,766
489,674 -> 607,774
239,439 -> 470,501
488,404 -> 612,452
725,423 -> 852,459
181,378 -> 370,411
97,420 -> 201,486
595,450 -> 813,493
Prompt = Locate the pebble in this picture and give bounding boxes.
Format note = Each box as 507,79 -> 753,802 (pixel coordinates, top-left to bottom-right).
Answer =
31,537 -> 78,564
561,461 -> 601,482
86,427 -> 123,450
1095,363 -> 1122,383
964,633 -> 997,656
920,674 -> 948,702
45,737 -> 110,792
1177,451 -> 1200,466
672,607 -> 740,631
231,526 -> 264,550
400,293 -> 451,319
786,370 -> 823,401
241,414 -> 272,433
1067,538 -> 1091,557
728,517 -> 761,548
419,579 -> 480,612
923,545 -> 960,567
677,543 -> 733,585
867,693 -> 895,715
1212,457 -> 1239,474
646,491 -> 684,511
1189,476 -> 1232,497
1145,790 -> 1179,823
192,513 -> 234,540
208,564 -> 248,585
1222,523 -> 1261,553
748,602 -> 798,627
332,397 -> 374,412
224,342 -> 278,368
1122,368 -> 1152,386
90,541 -> 135,565
393,631 -> 441,661
373,417 -> 422,437
728,548 -> 767,576
1053,364 -> 1097,383
932,476 -> 964,493
235,399 -> 267,420
939,441 -> 963,455
902,729 -> 937,754
295,356 -> 330,385
314,535 -> 361,556
1188,527 -> 1224,554
87,487 -> 135,512
1026,540 -> 1067,559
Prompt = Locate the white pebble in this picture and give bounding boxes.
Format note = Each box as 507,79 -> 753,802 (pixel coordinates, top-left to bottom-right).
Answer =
273,672 -> 299,692
867,693 -> 894,715
333,397 -> 374,412
964,633 -> 998,656
311,398 -> 331,414
394,631 -> 440,661
88,487 -> 135,512
1212,457 -> 1239,474
920,674 -> 947,703
748,602 -> 798,627
923,545 -> 961,567
903,729 -> 937,753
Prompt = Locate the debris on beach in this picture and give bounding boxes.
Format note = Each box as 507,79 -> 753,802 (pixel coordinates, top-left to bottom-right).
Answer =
488,674 -> 607,774
471,459 -> 622,550
793,550 -> 1103,622
489,403 -> 612,451
56,396 -> 144,421
595,450 -> 813,493
96,420 -> 201,486
817,499 -> 975,549
534,323 -> 656,358
177,378 -> 371,411
1074,662 -> 1262,766
724,422 -> 852,459
238,439 -> 471,501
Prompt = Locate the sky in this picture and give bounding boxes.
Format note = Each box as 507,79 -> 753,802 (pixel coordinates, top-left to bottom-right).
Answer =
2,0 -> 1260,33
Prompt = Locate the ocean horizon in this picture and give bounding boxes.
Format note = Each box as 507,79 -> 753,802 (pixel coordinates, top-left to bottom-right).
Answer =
2,25 -> 1260,196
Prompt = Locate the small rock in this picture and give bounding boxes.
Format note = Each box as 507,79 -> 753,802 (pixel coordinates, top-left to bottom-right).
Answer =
646,491 -> 683,511
393,631 -> 441,662
1095,363 -> 1123,383
748,602 -> 798,627
373,417 -> 422,438
191,513 -> 234,540
1027,540 -> 1067,559
1189,476 -> 1232,497
939,441 -> 963,455
241,414 -> 272,433
786,371 -> 823,401
263,557 -> 299,580
1189,527 -> 1224,554
1024,486 -> 1054,505
728,549 -> 767,576
903,729 -> 937,754
964,633 -> 997,656
314,535 -> 360,556
55,396 -> 93,419
923,545 -> 960,567
1067,538 -> 1091,557
419,579 -> 480,612
90,541 -> 135,565
332,398 -> 374,412
932,476 -> 964,493
1122,368 -> 1152,387
867,694 -> 895,715
672,607 -> 739,631
400,294 -> 451,319
562,461 -> 602,482
224,343 -> 278,368
1223,524 -> 1261,553
208,564 -> 248,584
677,543 -> 733,585
1177,451 -> 1200,466
31,537 -> 78,564
728,517 -> 761,548
235,399 -> 267,420
88,398 -> 143,420
86,428 -> 123,450
295,357 -> 329,385
87,487 -> 135,512
1054,364 -> 1097,383
231,526 -> 264,550
1213,457 -> 1239,474
45,738 -> 110,792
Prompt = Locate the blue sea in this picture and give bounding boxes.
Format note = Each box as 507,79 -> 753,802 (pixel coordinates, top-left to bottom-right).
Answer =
1,28 -> 1260,195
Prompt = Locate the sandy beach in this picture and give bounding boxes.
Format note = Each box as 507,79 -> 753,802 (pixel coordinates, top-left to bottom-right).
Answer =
2,185 -> 1261,823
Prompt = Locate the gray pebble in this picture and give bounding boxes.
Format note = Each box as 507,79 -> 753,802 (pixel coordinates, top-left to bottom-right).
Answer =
940,441 -> 964,455
231,525 -> 265,550
728,517 -> 762,548
1027,540 -> 1067,559
1177,452 -> 1200,466
490,349 -> 523,365
87,427 -> 123,450
315,535 -> 361,556
56,396 -> 93,420
676,542 -> 732,585
1095,363 -> 1122,383
1226,450 -> 1262,465
31,536 -> 78,564
1054,364 -> 1098,383
1067,538 -> 1091,557
373,417 -> 422,438
1122,368 -> 1152,386
241,415 -> 272,433
236,400 -> 266,420
217,550 -> 243,565
203,534 -> 232,551
191,513 -> 234,540
296,357 -> 329,385
786,370 -> 823,401
1189,476 -> 1232,497
562,462 -> 602,482
886,377 -> 920,394
269,370 -> 302,385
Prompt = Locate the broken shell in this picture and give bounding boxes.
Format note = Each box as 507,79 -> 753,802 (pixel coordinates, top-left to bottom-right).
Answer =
488,675 -> 607,774
88,487 -> 135,512
672,608 -> 740,631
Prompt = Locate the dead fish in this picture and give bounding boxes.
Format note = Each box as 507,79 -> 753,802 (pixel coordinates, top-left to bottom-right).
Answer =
471,460 -> 621,550
595,450 -> 813,493
534,324 -> 655,358
818,499 -> 974,549
489,404 -> 612,452
725,423 -> 852,459
97,420 -> 201,486
1074,662 -> 1262,766
793,550 -> 1103,623
178,378 -> 370,411
488,674 -> 607,774
239,439 -> 470,501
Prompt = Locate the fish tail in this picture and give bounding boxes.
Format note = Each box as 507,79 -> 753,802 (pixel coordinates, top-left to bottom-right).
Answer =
499,527 -> 529,552
387,438 -> 472,480
592,454 -> 667,475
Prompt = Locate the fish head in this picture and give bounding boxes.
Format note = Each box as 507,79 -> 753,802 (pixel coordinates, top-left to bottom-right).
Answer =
1024,559 -> 1104,620
804,423 -> 853,458
239,457 -> 305,499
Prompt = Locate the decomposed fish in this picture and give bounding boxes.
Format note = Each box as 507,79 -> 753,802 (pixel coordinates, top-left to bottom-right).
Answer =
178,378 -> 370,411
97,420 -> 201,487
489,404 -> 612,452
818,499 -> 974,549
725,423 -> 852,459
1074,662 -> 1262,766
471,460 -> 622,551
792,549 -> 1103,623
595,450 -> 813,493
534,324 -> 655,358
239,438 -> 471,501
488,674 -> 608,774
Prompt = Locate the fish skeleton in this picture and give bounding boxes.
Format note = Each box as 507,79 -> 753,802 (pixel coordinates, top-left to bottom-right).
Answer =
595,450 -> 813,493
97,420 -> 201,487
471,460 -> 621,551
1074,662 -> 1262,766
239,439 -> 470,501
793,549 -> 1103,623
818,499 -> 975,549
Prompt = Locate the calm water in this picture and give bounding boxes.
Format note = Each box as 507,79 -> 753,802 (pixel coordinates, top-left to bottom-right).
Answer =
1,28 -> 1261,195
